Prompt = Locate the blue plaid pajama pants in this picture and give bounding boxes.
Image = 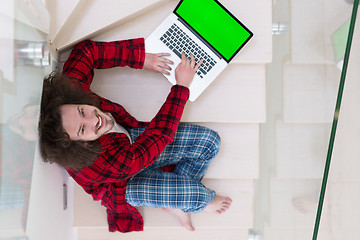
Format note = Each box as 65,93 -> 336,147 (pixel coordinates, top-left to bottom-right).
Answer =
125,123 -> 220,214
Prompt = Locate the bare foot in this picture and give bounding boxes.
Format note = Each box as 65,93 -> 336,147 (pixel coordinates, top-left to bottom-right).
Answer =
162,208 -> 195,231
204,195 -> 232,214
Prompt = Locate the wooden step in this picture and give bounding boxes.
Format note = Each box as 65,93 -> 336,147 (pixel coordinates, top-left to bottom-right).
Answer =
263,222 -> 331,240
268,177 -> 323,229
283,63 -> 340,123
266,182 -> 360,239
201,123 -> 259,179
50,0 -> 167,51
73,179 -> 254,229
81,63 -> 266,123
77,227 -> 249,240
290,0 -> 352,63
220,0 -> 272,64
46,0 -> 78,40
52,0 -> 272,64
267,179 -> 360,239
275,121 -> 331,179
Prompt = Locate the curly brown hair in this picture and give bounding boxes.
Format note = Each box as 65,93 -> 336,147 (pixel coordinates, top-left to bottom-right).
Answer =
38,72 -> 102,170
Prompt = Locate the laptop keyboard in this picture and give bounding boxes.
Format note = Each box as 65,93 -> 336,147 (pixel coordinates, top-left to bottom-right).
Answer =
160,24 -> 217,79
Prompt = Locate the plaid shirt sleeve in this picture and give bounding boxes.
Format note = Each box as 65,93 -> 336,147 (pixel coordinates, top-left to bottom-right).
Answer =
62,38 -> 145,91
62,39 -> 148,128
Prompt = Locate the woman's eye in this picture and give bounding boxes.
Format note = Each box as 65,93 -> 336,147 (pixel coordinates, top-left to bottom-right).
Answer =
81,126 -> 85,134
81,109 -> 85,116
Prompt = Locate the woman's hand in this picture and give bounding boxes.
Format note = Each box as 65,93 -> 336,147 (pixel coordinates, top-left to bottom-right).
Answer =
175,52 -> 203,88
143,53 -> 174,75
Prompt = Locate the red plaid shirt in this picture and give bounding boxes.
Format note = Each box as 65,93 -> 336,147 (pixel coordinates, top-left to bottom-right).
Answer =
62,39 -> 189,232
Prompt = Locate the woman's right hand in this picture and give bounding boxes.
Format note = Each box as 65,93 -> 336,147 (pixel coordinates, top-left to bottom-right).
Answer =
174,52 -> 203,88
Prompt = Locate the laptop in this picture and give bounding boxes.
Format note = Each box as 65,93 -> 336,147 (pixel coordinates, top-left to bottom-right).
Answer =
145,0 -> 253,101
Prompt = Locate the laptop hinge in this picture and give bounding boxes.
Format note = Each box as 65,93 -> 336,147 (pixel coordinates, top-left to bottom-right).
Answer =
177,18 -> 223,60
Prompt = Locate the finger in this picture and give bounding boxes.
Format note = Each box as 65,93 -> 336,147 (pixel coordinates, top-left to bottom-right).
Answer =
159,62 -> 172,71
157,53 -> 174,65
180,52 -> 185,67
194,59 -> 204,71
182,52 -> 190,67
157,52 -> 171,57
190,53 -> 195,68
186,54 -> 192,67
157,66 -> 171,75
181,52 -> 186,63
161,57 -> 174,65
222,203 -> 230,209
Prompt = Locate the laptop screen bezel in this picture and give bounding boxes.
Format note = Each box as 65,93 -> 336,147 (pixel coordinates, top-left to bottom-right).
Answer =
173,0 -> 253,63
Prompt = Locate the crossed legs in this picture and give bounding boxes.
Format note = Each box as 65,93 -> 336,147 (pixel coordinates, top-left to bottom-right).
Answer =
126,123 -> 232,230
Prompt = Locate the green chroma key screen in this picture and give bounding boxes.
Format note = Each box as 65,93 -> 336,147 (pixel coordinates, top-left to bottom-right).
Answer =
175,0 -> 252,62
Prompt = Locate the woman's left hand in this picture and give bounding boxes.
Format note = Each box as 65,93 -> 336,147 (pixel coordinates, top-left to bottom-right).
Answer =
143,53 -> 174,75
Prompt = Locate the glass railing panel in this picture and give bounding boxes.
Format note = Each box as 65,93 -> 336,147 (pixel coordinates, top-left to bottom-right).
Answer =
316,1 -> 359,239
0,0 -> 50,239
251,0 -> 356,239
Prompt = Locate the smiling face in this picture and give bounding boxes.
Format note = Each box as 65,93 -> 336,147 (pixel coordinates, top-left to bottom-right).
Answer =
59,104 -> 114,141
